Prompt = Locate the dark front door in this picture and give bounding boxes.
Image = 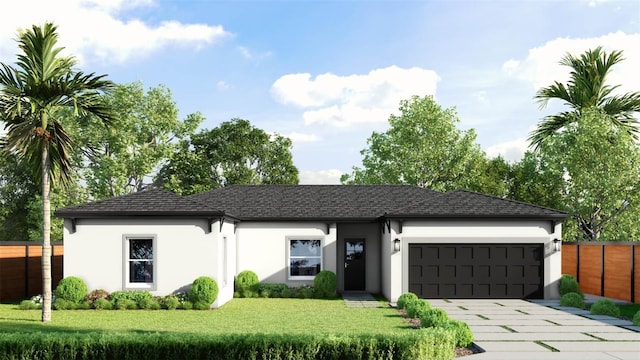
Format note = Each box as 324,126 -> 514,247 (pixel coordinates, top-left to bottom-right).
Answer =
344,239 -> 365,291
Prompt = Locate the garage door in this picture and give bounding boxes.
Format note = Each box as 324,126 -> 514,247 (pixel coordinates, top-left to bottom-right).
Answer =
408,244 -> 543,299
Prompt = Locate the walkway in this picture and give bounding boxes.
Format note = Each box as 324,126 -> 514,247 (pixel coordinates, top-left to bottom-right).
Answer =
342,292 -> 382,308
428,299 -> 639,359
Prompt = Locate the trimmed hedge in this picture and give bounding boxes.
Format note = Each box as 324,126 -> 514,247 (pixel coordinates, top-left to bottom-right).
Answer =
633,310 -> 640,326
0,329 -> 456,360
559,274 -> 580,297
235,270 -> 259,295
189,276 -> 219,308
590,299 -> 621,317
396,292 -> 418,310
54,276 -> 88,303
314,271 -> 337,298
559,292 -> 585,309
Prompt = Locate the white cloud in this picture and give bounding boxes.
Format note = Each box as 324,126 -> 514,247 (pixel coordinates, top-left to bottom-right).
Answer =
216,81 -> 230,91
271,65 -> 440,127
299,169 -> 343,184
502,32 -> 640,95
0,0 -> 230,66
237,46 -> 252,59
485,137 -> 530,163
285,132 -> 321,144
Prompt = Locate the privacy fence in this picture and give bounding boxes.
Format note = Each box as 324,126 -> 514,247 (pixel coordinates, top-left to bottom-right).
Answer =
0,242 -> 64,301
562,242 -> 639,304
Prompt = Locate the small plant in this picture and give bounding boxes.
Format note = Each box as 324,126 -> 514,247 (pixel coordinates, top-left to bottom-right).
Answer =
161,295 -> 180,310
85,289 -> 110,306
193,301 -> 212,310
633,311 -> 640,326
115,298 -> 137,310
397,292 -> 418,309
180,301 -> 193,310
110,290 -> 153,308
93,298 -> 113,310
53,298 -> 78,310
235,270 -> 259,295
314,270 -> 337,298
441,319 -> 474,347
420,308 -> 449,328
19,299 -> 39,310
298,285 -> 315,299
590,299 -> 621,317
54,276 -> 88,303
406,299 -> 430,318
559,292 -> 586,309
139,297 -> 161,310
189,276 -> 219,307
559,274 -> 580,297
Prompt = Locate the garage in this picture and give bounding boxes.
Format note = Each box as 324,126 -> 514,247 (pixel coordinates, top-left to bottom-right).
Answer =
408,243 -> 544,299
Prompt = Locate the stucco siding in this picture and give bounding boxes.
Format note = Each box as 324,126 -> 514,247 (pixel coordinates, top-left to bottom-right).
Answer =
235,222 -> 337,287
63,218 -> 217,298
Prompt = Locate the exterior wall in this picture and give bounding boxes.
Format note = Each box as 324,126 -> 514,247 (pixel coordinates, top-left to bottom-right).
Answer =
215,219 -> 237,307
235,222 -> 337,287
336,223 -> 381,294
63,217 -> 234,306
391,219 -> 562,301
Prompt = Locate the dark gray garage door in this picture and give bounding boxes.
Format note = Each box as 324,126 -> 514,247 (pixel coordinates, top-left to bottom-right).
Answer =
408,244 -> 543,299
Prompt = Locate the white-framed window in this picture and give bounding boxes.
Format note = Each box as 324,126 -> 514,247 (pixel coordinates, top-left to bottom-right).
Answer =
288,238 -> 322,280
123,236 -> 156,289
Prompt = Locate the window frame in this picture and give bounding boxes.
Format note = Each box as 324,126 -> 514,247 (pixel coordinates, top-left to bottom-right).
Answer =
122,235 -> 157,290
286,237 -> 323,280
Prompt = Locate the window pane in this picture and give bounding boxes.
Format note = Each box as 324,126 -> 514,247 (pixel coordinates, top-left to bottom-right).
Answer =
129,261 -> 153,283
130,239 -> 152,260
290,257 -> 321,277
290,240 -> 321,256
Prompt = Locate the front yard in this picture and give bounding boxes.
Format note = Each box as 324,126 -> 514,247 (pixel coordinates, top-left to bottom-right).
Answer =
0,298 -> 408,335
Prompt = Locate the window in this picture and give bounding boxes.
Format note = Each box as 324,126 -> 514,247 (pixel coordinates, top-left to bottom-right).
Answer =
288,239 -> 322,279
124,237 -> 155,289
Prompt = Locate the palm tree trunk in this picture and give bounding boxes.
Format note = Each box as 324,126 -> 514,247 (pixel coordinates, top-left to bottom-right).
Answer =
41,144 -> 52,322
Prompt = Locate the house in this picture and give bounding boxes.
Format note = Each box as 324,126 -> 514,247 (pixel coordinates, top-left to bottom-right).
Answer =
55,185 -> 568,307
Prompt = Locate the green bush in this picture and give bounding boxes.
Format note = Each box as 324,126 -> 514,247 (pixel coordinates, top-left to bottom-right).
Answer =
559,274 -> 580,296
139,297 -> 161,310
161,295 -> 180,310
235,270 -> 259,294
111,290 -> 153,308
420,308 -> 449,328
18,299 -> 39,310
406,299 -> 430,318
314,270 -> 337,298
0,329 -> 456,360
54,276 -> 88,303
53,298 -> 78,310
255,283 -> 288,298
180,301 -> 193,310
298,285 -> 315,299
85,289 -> 110,305
559,292 -> 586,309
93,298 -> 113,310
189,276 -> 219,306
115,298 -> 138,310
590,299 -> 621,317
633,310 -> 640,326
441,319 -> 474,347
397,292 -> 418,309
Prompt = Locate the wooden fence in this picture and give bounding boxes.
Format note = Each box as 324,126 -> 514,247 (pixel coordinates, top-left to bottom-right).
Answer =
562,242 -> 639,303
0,242 -> 64,302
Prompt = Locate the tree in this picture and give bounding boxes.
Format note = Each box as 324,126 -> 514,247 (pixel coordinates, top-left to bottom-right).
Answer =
530,46 -> 640,148
507,151 -> 564,210
0,151 -> 38,241
539,108 -> 640,241
0,23 -> 113,321
155,118 -> 299,194
72,82 -> 201,199
340,95 -> 488,192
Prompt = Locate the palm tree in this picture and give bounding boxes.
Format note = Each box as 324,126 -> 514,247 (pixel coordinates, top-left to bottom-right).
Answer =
0,23 -> 113,322
530,46 -> 640,148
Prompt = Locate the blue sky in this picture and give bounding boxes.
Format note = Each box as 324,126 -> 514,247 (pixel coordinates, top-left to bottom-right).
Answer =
1,0 -> 638,184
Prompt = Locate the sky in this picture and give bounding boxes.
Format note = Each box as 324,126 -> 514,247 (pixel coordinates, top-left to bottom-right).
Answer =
0,0 -> 638,184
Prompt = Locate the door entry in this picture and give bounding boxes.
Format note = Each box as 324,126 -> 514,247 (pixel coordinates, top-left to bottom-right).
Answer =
344,239 -> 365,291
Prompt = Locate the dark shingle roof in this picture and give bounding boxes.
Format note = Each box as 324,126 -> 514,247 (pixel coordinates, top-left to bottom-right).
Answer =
55,185 -> 567,221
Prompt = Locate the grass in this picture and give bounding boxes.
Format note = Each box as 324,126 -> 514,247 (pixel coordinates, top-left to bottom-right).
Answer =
0,298 -> 411,336
618,303 -> 640,320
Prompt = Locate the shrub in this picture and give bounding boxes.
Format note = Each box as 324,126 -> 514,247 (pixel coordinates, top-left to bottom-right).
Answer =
115,298 -> 138,310
559,274 -> 580,297
420,308 -> 449,328
406,299 -> 430,318
441,319 -> 474,347
633,310 -> 640,326
397,292 -> 418,309
139,297 -> 161,310
314,270 -> 337,298
235,270 -> 259,294
54,276 -> 88,303
19,299 -> 39,310
161,295 -> 180,310
85,289 -> 110,305
111,290 -> 153,308
298,285 -> 315,299
255,283 -> 289,298
180,301 -> 193,310
559,292 -> 586,309
53,298 -> 78,310
189,276 -> 219,306
93,298 -> 113,310
590,299 -> 621,317
193,301 -> 212,310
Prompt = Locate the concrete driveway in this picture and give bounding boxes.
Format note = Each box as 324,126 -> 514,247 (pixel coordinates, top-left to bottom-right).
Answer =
427,299 -> 640,360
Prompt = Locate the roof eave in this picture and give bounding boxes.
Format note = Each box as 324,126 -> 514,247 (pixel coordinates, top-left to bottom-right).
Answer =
54,210 -> 227,219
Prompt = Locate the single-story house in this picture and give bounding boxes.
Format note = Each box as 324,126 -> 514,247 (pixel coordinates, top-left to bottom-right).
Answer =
55,185 -> 568,307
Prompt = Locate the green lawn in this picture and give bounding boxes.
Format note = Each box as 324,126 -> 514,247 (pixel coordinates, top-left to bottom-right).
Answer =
0,298 -> 411,335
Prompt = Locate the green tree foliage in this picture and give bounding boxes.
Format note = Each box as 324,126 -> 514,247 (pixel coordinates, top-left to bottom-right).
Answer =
507,151 -> 564,210
71,82 -> 201,199
0,23 -> 113,322
341,95 -> 498,193
530,46 -> 640,148
538,108 -> 640,241
0,152 -> 38,241
156,118 -> 298,195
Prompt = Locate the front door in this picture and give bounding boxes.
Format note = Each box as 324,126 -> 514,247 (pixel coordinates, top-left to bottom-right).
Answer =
344,239 -> 365,291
